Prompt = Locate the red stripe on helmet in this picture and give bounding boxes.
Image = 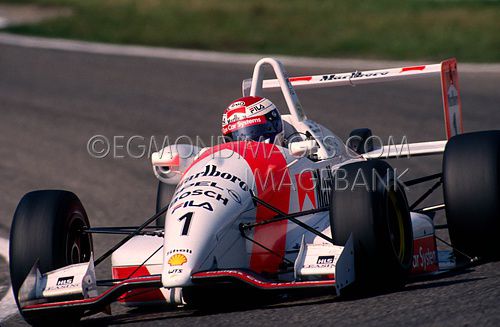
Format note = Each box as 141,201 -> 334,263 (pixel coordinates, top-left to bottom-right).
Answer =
241,96 -> 263,107
226,106 -> 246,118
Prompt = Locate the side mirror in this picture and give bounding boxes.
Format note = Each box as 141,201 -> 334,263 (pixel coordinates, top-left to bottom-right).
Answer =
288,140 -> 318,158
151,144 -> 201,184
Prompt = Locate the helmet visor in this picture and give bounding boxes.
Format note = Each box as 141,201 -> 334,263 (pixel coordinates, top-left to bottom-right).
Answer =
224,112 -> 283,143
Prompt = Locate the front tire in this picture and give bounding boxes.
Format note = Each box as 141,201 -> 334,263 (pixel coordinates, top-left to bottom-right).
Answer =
330,160 -> 413,292
9,190 -> 93,325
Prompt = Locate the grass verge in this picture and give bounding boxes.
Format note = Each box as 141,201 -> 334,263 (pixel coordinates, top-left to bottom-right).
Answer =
1,0 -> 499,62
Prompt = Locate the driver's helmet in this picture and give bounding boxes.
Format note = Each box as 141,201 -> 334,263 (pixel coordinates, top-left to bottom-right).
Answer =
221,96 -> 284,144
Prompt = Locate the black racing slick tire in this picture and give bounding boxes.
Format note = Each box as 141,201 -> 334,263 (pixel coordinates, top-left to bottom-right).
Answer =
443,131 -> 500,260
9,190 -> 93,325
330,160 -> 413,292
156,180 -> 172,227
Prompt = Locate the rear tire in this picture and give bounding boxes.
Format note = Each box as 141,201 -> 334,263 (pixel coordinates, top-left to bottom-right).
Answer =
330,160 -> 413,292
443,131 -> 500,260
9,190 -> 93,325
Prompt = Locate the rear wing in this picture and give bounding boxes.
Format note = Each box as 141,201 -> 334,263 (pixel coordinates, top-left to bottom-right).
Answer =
242,58 -> 463,139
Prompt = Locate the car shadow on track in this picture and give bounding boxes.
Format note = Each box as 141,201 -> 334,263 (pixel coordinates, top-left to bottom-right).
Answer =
336,270 -> 485,303
80,293 -> 339,326
80,270 -> 486,326
404,276 -> 486,292
80,307 -> 197,326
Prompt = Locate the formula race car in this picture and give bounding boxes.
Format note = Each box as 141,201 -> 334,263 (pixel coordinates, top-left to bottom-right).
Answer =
9,58 -> 499,325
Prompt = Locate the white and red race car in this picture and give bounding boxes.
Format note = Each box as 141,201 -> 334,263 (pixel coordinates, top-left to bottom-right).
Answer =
9,58 -> 499,325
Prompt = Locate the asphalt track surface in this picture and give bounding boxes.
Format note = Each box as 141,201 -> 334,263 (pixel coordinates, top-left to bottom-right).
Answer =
0,42 -> 499,326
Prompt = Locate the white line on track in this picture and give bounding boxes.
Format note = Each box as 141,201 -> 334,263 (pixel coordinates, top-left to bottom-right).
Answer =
0,236 -> 19,323
1,32 -> 500,73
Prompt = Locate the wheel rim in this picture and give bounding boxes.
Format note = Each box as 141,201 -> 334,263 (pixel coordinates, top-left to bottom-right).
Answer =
387,190 -> 406,263
66,213 -> 92,264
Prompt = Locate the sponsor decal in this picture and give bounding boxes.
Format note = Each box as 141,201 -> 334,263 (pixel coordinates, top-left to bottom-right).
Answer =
317,255 -> 335,264
226,113 -> 247,125
412,246 -> 437,271
46,276 -> 79,291
304,263 -> 335,269
228,101 -> 245,109
248,103 -> 266,115
319,73 -> 349,81
222,116 -> 265,134
179,164 -> 250,192
174,180 -> 224,197
165,249 -> 193,255
168,253 -> 188,266
172,180 -> 240,207
171,200 -> 213,213
167,268 -> 183,274
56,276 -> 74,286
320,71 -> 389,82
411,236 -> 438,273
171,189 -> 229,206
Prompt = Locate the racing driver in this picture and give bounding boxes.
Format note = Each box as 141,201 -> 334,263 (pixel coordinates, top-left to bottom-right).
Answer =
221,96 -> 284,145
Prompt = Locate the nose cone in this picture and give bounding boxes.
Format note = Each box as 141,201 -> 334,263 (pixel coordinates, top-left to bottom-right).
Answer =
161,151 -> 253,288
162,265 -> 192,288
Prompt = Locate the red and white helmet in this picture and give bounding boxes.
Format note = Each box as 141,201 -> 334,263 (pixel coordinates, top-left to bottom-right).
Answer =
221,96 -> 284,144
